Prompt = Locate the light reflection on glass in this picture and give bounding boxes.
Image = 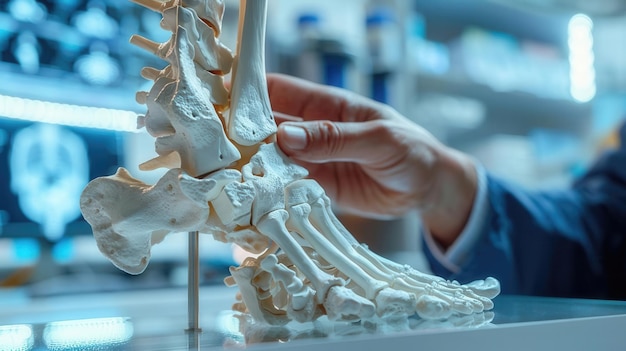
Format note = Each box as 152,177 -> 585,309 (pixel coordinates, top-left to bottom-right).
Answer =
43,317 -> 134,350
0,324 -> 34,351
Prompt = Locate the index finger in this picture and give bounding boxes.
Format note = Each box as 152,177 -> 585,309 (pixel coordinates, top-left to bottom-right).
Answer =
267,73 -> 377,123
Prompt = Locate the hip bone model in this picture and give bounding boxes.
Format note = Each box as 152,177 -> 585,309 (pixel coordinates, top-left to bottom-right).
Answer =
80,0 -> 500,324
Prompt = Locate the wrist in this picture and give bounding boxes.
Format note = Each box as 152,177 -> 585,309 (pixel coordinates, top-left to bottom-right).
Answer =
420,147 -> 478,249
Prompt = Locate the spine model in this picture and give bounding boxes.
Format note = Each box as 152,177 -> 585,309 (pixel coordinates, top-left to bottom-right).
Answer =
80,0 -> 500,325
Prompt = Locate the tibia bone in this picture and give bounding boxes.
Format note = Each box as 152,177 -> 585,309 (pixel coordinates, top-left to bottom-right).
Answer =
228,0 -> 276,146
80,167 -> 217,274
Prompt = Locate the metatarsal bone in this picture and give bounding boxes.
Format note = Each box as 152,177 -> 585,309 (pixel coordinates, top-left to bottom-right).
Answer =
285,180 -> 389,298
316,192 -> 499,313
256,210 -> 343,304
80,167 -> 217,274
309,196 -> 468,316
228,0 -> 276,146
287,202 -> 387,300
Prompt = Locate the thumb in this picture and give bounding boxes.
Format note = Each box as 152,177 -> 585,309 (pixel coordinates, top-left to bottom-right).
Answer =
277,121 -> 383,164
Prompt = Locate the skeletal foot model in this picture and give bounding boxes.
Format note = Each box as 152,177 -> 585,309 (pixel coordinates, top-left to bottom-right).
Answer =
80,0 -> 500,324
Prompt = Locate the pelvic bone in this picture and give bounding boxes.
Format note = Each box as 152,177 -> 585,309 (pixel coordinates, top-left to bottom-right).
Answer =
80,0 -> 500,324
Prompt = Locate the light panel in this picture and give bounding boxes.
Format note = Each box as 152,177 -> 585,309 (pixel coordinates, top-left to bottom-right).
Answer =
568,14 -> 596,103
0,94 -> 140,132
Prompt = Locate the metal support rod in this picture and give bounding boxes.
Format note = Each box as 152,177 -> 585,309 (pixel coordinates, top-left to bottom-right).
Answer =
187,231 -> 202,333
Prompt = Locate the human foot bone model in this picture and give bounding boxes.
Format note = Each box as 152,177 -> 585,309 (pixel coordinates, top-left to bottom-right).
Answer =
80,0 -> 500,324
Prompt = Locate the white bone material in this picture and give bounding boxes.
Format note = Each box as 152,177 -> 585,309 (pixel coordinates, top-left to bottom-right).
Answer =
138,24 -> 240,177
227,0 -> 276,146
80,0 -> 501,326
80,167 -> 216,274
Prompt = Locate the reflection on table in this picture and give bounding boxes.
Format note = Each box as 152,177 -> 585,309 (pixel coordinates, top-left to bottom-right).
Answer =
1,287 -> 626,350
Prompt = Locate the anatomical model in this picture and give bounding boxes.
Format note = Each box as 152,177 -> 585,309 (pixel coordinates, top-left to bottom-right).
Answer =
80,0 -> 500,325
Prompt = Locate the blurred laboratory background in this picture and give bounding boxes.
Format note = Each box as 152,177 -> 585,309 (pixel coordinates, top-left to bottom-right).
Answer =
0,0 -> 624,297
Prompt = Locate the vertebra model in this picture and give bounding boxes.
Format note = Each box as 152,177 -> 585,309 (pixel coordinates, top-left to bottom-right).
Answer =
80,0 -> 500,324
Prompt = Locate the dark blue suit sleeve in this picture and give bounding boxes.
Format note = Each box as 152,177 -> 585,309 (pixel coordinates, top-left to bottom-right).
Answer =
425,126 -> 626,299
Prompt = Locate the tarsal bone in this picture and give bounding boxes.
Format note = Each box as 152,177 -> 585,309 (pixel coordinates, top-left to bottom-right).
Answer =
79,167 -> 218,274
228,0 -> 276,146
241,143 -> 308,225
212,180 -> 255,226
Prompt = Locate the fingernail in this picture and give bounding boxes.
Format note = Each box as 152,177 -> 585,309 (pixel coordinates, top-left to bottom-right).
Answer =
281,125 -> 308,150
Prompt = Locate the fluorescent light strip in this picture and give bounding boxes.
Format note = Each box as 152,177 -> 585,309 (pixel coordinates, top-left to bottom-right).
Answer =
43,317 -> 134,349
0,324 -> 34,351
568,14 -> 596,103
0,94 -> 140,132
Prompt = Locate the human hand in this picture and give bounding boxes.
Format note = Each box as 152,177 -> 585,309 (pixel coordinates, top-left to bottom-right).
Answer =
268,74 -> 477,247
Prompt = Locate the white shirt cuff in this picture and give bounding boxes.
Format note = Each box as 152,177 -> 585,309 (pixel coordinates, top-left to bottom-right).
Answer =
422,163 -> 490,273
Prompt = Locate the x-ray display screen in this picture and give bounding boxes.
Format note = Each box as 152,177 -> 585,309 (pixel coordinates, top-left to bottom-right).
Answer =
0,119 -> 122,241
0,0 -> 169,115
